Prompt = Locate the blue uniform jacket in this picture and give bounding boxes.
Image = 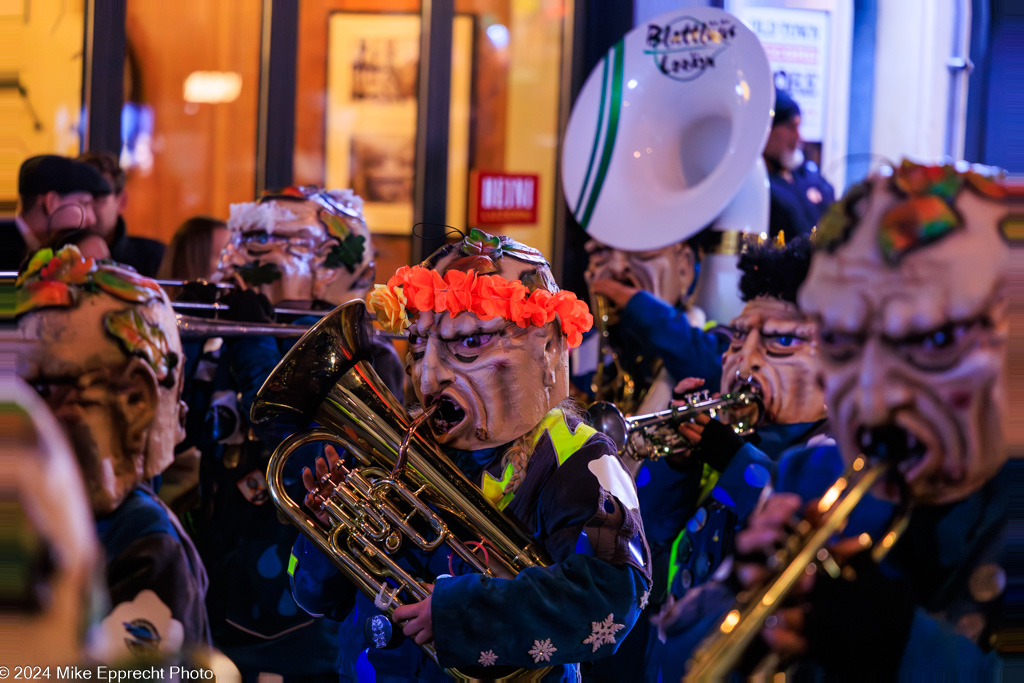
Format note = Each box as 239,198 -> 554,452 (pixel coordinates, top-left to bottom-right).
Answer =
98,484 -> 211,651
290,408 -> 652,681
767,160 -> 836,240
620,291 -> 725,392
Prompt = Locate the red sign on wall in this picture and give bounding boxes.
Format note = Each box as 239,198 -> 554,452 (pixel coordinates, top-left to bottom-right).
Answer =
470,171 -> 540,226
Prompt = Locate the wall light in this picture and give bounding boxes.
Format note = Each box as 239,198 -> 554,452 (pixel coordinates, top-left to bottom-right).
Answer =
486,23 -> 509,49
183,71 -> 243,104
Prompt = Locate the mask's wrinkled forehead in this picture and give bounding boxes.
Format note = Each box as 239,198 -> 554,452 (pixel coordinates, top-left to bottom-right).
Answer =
15,246 -> 181,384
228,200 -> 300,235
801,160 -> 1009,334
424,228 -> 558,292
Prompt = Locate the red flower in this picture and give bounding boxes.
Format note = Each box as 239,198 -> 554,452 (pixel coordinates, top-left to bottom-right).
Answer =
373,263 -> 592,347
402,266 -> 447,312
442,269 -> 477,317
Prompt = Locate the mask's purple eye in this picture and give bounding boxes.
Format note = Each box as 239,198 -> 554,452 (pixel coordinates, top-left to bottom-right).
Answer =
820,329 -> 862,363
460,334 -> 493,350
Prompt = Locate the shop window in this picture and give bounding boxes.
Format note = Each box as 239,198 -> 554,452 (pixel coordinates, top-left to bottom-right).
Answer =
119,3 -> 261,244
295,0 -> 568,276
1,0 -> 85,213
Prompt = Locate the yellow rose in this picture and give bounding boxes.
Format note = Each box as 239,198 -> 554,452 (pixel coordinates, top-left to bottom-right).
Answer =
368,284 -> 410,334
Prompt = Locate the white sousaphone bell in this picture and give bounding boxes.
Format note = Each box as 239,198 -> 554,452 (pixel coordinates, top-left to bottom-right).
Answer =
562,7 -> 774,321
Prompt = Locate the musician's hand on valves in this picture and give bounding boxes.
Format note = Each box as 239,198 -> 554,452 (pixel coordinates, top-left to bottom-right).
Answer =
589,278 -> 638,310
668,377 -> 746,472
393,585 -> 434,646
301,444 -> 343,525
734,493 -> 810,658
670,377 -> 709,447
734,494 -> 915,668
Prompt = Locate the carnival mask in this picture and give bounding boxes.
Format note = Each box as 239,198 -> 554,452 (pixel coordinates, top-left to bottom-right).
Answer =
217,187 -> 375,307
370,230 -> 592,450
721,296 -> 824,425
584,239 -> 696,310
800,160 -> 1009,504
1,378 -> 104,665
16,247 -> 186,514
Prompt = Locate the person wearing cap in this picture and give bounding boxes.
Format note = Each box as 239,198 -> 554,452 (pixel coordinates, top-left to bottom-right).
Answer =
80,151 -> 167,277
763,90 -> 835,240
3,154 -> 112,271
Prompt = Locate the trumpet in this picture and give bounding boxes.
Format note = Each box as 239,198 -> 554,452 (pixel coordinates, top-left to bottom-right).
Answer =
588,389 -> 764,461
251,301 -> 550,681
685,455 -> 912,680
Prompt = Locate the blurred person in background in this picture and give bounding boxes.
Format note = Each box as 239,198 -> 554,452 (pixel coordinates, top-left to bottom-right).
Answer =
79,151 -> 166,276
45,227 -> 112,261
4,155 -> 111,271
158,216 -> 230,283
153,216 -> 229,515
764,90 -> 835,240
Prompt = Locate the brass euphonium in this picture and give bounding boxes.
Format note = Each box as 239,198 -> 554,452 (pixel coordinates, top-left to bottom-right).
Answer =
588,390 -> 764,461
684,454 -> 912,680
251,301 -> 551,682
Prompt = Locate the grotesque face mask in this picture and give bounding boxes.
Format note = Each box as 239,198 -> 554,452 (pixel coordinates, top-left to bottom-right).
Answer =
217,187 -> 375,307
800,161 -> 1009,505
16,247 -> 185,515
584,239 -> 696,310
370,230 -> 592,450
721,296 -> 824,425
1,375 -> 105,665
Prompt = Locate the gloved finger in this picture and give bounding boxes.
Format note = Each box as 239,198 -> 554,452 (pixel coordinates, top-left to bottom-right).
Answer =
315,456 -> 330,481
672,377 -> 705,399
678,423 -> 704,444
324,444 -> 342,468
761,624 -> 808,659
748,494 -> 803,529
736,526 -> 789,557
301,466 -> 316,492
735,562 -> 769,589
828,535 -> 875,565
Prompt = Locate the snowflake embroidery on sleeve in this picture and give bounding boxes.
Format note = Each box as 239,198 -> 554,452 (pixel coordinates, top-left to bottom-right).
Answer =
478,650 -> 498,667
583,614 -> 626,652
528,638 -> 557,663
639,590 -> 650,610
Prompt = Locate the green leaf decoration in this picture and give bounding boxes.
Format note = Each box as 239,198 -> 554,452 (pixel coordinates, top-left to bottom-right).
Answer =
462,228 -> 504,258
104,308 -> 173,382
236,260 -> 283,286
321,212 -> 352,241
324,234 -> 366,273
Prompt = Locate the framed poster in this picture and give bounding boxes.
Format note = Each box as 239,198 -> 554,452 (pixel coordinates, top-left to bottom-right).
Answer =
325,12 -> 473,235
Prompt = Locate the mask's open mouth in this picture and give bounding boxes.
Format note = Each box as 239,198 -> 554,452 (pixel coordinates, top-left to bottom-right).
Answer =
731,375 -> 764,398
612,272 -> 641,289
426,395 -> 467,437
856,424 -> 931,490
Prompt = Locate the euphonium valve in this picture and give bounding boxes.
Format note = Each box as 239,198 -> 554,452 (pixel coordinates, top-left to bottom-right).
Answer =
252,301 -> 550,681
588,390 -> 763,462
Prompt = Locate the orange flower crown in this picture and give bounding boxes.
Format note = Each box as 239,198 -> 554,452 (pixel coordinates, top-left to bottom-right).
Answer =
369,265 -> 593,348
